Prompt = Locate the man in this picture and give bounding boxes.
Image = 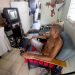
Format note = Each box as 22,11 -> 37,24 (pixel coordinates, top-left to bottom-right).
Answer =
22,25 -> 63,62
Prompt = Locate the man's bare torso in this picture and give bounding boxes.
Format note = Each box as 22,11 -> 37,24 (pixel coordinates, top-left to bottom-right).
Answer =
42,36 -> 62,57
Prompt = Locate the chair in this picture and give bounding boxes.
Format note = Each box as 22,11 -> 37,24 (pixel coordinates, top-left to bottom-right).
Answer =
22,37 -> 66,70
24,49 -> 66,69
22,31 -> 75,70
23,45 -> 66,75
20,32 -> 68,74
21,30 -> 75,74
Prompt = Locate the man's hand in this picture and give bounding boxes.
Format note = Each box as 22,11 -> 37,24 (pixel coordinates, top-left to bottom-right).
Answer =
32,36 -> 38,38
22,52 -> 35,59
29,36 -> 37,43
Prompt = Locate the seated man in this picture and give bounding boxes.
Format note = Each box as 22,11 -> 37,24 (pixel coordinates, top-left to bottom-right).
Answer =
22,25 -> 63,62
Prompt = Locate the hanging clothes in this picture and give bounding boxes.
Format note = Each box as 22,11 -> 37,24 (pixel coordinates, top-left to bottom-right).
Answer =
56,0 -> 64,4
28,0 -> 36,14
50,0 -> 64,17
50,0 -> 64,7
50,0 -> 56,9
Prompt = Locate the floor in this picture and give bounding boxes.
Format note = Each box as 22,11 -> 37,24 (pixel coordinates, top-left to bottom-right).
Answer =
62,55 -> 75,74
0,48 -> 46,75
0,48 -> 75,75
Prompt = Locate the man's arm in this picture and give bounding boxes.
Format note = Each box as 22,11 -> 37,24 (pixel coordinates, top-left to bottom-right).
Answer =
31,35 -> 47,39
31,32 -> 50,40
37,35 -> 47,39
34,38 -> 63,61
22,52 -> 66,67
22,52 -> 53,62
22,38 -> 63,62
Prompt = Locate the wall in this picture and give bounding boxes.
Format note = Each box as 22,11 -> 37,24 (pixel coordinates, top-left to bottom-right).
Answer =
40,0 -> 62,25
61,0 -> 75,45
61,0 -> 71,20
61,0 -> 75,74
0,0 -> 10,12
0,0 -> 10,26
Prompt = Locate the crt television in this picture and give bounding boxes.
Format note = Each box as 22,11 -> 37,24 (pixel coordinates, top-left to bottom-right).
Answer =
3,8 -> 20,24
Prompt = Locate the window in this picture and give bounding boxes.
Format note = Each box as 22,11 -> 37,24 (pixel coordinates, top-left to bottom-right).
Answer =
67,0 -> 75,23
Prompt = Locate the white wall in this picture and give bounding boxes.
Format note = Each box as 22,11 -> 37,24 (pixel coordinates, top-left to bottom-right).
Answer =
61,0 -> 75,74
40,0 -> 62,25
0,0 -> 10,12
61,0 -> 71,20
61,0 -> 75,45
0,0 -> 11,24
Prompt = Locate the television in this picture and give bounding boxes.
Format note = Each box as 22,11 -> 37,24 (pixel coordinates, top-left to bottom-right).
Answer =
3,8 -> 20,24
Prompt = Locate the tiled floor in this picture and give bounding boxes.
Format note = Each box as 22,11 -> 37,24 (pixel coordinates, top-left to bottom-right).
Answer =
0,48 -> 44,75
0,48 -> 29,75
62,55 -> 75,74
0,48 -> 75,75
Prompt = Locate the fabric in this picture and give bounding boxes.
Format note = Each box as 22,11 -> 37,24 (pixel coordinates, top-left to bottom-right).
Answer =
50,0 -> 56,8
26,34 -> 39,39
31,21 -> 41,30
50,0 -> 64,7
19,38 -> 33,52
19,38 -> 30,48
51,9 -> 55,17
31,38 -> 43,51
56,32 -> 75,60
28,0 -> 36,14
56,0 -> 64,4
25,59 -> 54,69
50,0 -> 64,17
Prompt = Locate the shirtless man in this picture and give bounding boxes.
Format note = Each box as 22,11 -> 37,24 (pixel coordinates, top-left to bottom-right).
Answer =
22,25 -> 63,62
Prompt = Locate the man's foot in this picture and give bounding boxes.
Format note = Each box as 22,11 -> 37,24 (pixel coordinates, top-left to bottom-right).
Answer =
22,52 -> 35,59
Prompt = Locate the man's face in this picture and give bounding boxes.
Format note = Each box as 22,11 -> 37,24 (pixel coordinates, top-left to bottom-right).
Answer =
50,27 -> 59,39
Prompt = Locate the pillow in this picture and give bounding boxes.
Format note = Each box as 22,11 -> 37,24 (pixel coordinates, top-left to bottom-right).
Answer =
56,32 -> 75,61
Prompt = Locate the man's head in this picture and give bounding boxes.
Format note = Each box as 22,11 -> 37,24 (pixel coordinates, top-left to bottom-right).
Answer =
50,25 -> 62,39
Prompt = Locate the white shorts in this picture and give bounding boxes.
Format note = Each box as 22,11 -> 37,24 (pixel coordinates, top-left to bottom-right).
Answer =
31,38 -> 43,51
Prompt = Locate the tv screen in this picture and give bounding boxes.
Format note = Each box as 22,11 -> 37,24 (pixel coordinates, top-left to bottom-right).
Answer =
3,8 -> 20,24
8,9 -> 18,20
